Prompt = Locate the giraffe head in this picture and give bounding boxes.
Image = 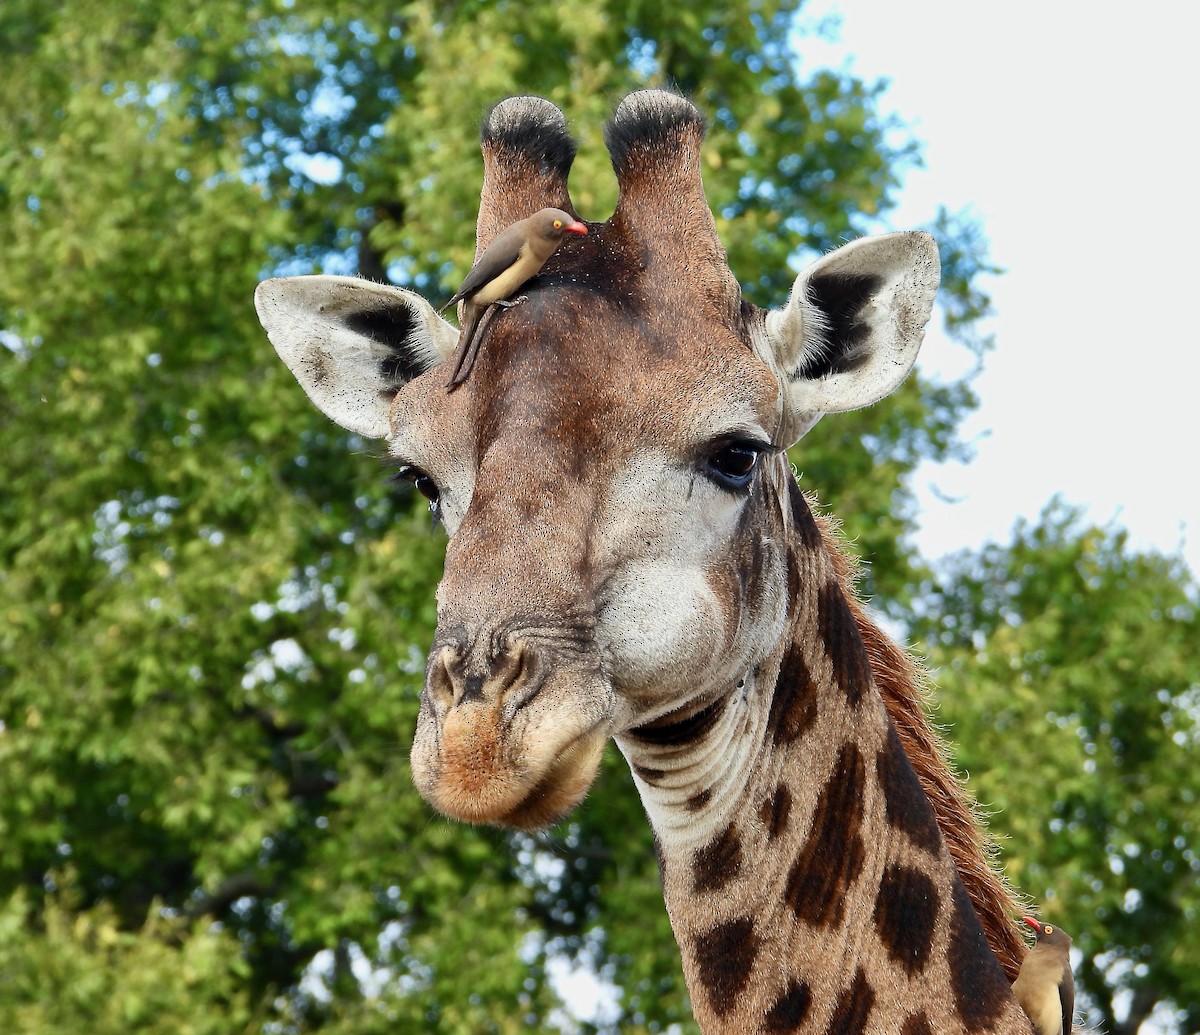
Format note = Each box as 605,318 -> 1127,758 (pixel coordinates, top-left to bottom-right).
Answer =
255,91 -> 938,830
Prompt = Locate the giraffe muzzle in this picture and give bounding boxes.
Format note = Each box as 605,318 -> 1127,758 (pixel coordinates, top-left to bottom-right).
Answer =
411,624 -> 614,829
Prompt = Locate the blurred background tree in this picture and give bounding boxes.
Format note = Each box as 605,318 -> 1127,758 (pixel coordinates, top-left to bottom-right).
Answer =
1,1 -> 1194,1032
913,504 -> 1200,1035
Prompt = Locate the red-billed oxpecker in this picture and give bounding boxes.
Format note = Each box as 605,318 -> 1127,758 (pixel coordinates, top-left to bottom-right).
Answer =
1012,916 -> 1075,1035
439,206 -> 587,389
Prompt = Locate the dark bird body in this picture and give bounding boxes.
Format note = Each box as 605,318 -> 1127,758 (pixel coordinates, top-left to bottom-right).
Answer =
440,207 -> 587,388
1012,915 -> 1074,1035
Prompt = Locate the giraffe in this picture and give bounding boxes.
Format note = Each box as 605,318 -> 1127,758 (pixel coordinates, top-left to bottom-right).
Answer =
255,90 -> 1034,1033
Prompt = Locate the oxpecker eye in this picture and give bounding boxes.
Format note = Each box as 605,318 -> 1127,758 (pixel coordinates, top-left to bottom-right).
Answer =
552,218 -> 563,229
1044,925 -> 1053,935
705,441 -> 766,492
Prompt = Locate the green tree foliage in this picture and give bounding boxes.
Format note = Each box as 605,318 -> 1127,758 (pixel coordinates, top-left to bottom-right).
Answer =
7,1 -> 1190,1032
913,503 -> 1200,1035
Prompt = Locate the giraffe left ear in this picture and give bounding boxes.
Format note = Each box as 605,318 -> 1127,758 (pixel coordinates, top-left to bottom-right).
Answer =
255,275 -> 459,439
758,231 -> 940,447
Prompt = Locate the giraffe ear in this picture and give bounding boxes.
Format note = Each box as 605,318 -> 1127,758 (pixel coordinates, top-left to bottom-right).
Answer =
255,275 -> 459,439
758,232 -> 940,447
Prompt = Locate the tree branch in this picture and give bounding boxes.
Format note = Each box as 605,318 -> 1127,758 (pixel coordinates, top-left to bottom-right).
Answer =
184,872 -> 272,919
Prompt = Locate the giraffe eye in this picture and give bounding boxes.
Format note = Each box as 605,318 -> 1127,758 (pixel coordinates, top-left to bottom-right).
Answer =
704,439 -> 769,492
411,472 -> 439,503
389,464 -> 442,521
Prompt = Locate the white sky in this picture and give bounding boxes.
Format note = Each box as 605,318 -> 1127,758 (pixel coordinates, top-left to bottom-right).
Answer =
801,0 -> 1199,579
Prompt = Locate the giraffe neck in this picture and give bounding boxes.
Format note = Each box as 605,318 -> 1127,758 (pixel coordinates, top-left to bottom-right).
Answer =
615,482 -> 1030,1035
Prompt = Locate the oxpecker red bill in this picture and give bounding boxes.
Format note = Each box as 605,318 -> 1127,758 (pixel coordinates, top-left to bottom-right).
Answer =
440,206 -> 587,389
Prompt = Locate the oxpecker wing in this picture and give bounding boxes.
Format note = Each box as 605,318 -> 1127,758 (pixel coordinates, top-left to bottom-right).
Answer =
1012,915 -> 1074,1035
440,206 -> 587,388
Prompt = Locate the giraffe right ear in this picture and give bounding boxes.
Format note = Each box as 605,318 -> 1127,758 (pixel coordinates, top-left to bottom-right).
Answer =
254,275 -> 459,439
758,232 -> 940,447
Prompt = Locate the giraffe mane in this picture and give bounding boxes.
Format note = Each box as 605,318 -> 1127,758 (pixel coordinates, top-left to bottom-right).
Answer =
809,498 -> 1030,981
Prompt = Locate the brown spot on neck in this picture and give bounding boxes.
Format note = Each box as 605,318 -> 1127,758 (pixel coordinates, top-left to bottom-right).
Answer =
692,822 -> 743,893
767,638 -> 819,745
823,968 -> 875,1034
787,478 -> 824,550
817,581 -> 872,707
900,1011 -> 934,1035
948,879 -> 1014,1029
764,979 -> 813,1032
783,743 -> 866,927
872,864 -> 940,975
758,783 -> 792,841
693,916 -> 760,1018
628,693 -> 729,747
632,763 -> 666,785
876,721 -> 943,856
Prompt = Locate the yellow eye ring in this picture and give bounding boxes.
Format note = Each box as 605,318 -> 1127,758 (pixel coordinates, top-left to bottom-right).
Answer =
1044,925 -> 1053,935
553,219 -> 563,229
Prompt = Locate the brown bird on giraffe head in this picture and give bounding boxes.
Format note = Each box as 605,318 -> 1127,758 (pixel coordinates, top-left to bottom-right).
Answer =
1012,915 -> 1074,1035
439,206 -> 587,389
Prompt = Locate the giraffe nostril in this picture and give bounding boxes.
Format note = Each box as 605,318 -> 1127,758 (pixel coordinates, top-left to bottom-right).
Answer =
428,634 -> 537,710
427,644 -> 461,708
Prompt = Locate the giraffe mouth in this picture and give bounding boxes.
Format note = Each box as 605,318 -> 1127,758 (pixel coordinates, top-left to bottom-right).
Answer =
411,700 -> 611,830
493,725 -> 608,829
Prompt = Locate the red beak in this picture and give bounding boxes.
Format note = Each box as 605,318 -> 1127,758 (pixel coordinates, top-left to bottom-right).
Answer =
565,221 -> 588,236
1022,916 -> 1041,932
